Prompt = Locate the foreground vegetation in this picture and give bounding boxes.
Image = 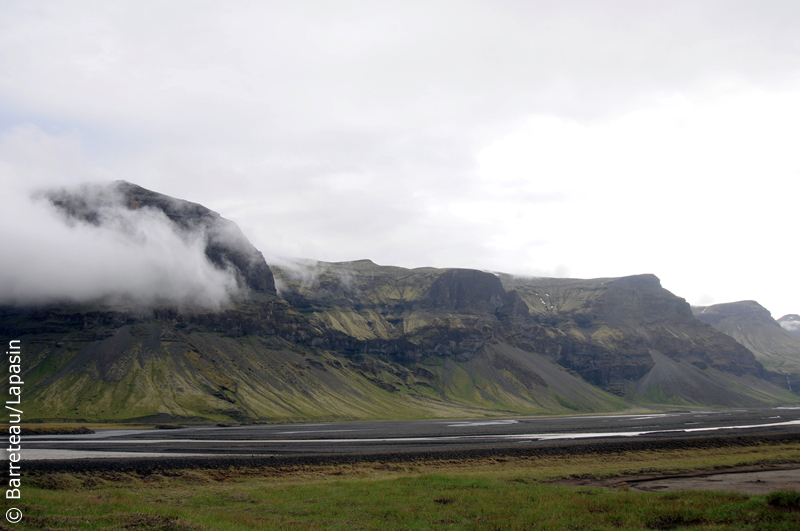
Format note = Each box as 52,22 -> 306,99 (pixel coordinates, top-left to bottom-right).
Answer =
12,443 -> 800,530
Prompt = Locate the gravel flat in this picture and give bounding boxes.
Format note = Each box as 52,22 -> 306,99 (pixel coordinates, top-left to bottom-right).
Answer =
12,407 -> 800,479
18,406 -> 800,459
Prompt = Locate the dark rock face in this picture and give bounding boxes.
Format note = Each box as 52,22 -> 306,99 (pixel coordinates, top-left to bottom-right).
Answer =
45,181 -> 276,296
423,269 -> 506,312
422,269 -> 529,320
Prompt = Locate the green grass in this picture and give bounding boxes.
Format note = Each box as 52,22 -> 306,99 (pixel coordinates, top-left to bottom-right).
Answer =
13,443 -> 800,530
18,474 -> 800,530
637,383 -> 693,406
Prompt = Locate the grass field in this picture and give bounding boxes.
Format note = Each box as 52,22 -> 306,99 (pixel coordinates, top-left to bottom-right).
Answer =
9,442 -> 800,530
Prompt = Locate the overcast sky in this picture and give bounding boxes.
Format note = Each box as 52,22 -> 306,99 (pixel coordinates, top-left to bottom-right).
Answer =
0,1 -> 798,317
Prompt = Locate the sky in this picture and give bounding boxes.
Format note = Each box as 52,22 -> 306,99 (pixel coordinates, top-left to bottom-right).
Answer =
0,1 -> 798,317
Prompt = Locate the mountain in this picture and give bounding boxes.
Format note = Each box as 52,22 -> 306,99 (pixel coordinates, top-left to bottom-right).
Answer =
277,261 -> 794,408
500,275 -> 788,406
693,302 -> 800,392
1,285 -> 626,423
3,183 -> 625,421
2,182 -> 797,423
778,314 -> 800,338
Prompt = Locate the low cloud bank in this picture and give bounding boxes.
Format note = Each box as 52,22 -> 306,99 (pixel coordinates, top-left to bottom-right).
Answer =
0,183 -> 240,308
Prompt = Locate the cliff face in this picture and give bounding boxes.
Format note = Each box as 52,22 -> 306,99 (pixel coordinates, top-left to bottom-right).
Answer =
499,274 -> 770,404
595,276 -> 762,377
423,269 -> 519,313
275,261 -> 786,406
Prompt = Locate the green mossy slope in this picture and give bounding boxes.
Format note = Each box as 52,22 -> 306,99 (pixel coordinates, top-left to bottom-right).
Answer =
15,311 -> 628,422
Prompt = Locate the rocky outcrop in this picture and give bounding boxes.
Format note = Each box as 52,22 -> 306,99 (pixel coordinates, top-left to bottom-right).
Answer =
421,269 -> 530,323
424,270 -> 504,311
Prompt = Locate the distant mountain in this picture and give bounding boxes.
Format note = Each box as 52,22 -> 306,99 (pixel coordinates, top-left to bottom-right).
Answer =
2,182 -> 797,423
693,302 -> 800,392
778,314 -> 800,338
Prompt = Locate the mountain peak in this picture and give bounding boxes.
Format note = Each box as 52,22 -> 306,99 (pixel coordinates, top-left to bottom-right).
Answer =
693,300 -> 775,326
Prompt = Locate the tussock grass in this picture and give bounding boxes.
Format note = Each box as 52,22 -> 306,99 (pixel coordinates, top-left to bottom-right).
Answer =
15,443 -> 800,530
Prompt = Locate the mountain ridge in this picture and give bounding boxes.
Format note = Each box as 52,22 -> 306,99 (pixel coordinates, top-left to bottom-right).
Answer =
3,182 -> 797,422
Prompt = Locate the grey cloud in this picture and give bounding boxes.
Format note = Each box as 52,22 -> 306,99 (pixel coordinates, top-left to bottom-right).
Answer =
4,1 -> 799,134
780,320 -> 800,333
5,2 -> 799,207
270,258 -> 329,292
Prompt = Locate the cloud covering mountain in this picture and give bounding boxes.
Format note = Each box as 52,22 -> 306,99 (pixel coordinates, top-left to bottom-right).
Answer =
0,181 -> 253,308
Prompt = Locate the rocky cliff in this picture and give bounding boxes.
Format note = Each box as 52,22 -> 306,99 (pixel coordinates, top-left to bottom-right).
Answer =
276,260 -> 791,407
502,274 -> 771,405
